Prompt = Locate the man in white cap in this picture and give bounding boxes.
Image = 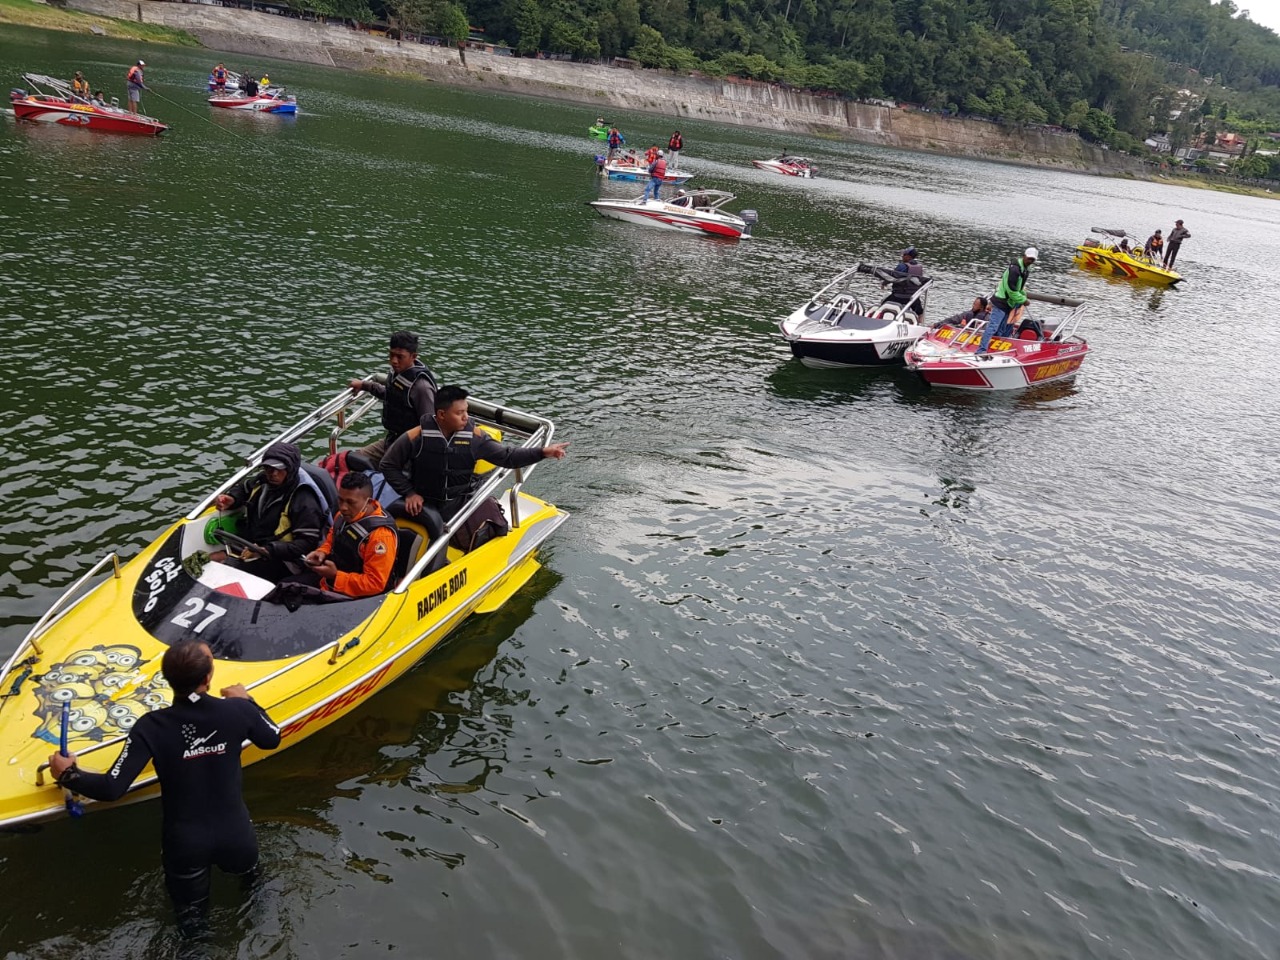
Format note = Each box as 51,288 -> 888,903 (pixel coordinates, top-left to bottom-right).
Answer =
125,59 -> 147,115
974,247 -> 1037,357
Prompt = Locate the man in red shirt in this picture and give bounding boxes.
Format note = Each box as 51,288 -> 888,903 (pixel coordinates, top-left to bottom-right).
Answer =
300,472 -> 398,597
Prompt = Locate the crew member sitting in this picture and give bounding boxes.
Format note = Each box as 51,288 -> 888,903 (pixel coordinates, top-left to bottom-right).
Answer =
295,472 -> 397,598
1144,230 -> 1164,260
938,296 -> 990,327
72,71 -> 91,99
381,385 -> 569,547
209,441 -> 328,582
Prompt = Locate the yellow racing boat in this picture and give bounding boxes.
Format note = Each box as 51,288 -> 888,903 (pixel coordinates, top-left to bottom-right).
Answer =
0,387 -> 567,828
1074,227 -> 1183,286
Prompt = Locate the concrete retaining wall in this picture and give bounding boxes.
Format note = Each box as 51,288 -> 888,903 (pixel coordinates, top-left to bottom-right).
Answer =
66,0 -> 1141,174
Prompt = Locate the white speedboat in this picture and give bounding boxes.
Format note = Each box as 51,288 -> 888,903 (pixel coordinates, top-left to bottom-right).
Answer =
752,155 -> 817,178
589,189 -> 757,240
778,263 -> 933,367
209,92 -> 297,114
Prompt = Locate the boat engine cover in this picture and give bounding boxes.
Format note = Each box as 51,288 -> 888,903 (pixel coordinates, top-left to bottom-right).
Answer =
740,210 -> 759,225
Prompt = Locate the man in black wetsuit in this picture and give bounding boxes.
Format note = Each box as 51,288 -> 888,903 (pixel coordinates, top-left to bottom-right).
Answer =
49,641 -> 281,936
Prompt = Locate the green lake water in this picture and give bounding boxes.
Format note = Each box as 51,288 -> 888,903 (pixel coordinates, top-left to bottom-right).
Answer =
3,24 -> 1280,960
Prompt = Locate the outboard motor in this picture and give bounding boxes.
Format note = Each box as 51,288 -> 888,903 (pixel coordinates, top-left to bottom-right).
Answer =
740,209 -> 759,237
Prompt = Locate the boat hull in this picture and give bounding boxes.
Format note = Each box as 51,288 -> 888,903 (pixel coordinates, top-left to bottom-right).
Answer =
603,164 -> 691,184
1073,247 -> 1181,285
11,98 -> 167,136
905,325 -> 1089,390
0,493 -> 565,829
209,95 -> 297,114
590,200 -> 746,239
752,159 -> 815,178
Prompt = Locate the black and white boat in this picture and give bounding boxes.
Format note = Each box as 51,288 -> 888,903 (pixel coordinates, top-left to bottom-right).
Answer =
777,263 -> 933,368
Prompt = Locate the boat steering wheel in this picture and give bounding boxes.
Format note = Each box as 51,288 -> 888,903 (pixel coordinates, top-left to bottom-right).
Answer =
212,529 -> 269,557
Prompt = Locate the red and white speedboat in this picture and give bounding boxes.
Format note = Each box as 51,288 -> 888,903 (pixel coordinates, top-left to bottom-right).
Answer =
905,292 -> 1089,391
10,73 -> 168,136
208,92 -> 297,114
752,154 -> 817,178
589,189 -> 757,240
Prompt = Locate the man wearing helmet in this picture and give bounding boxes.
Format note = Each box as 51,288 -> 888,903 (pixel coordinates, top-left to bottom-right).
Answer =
974,247 -> 1037,357
125,59 -> 147,115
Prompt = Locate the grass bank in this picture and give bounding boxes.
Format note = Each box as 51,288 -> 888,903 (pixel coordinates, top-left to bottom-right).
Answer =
1157,173 -> 1277,200
0,0 -> 199,45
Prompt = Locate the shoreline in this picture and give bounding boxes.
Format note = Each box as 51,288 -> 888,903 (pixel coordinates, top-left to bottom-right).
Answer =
6,0 -> 1276,197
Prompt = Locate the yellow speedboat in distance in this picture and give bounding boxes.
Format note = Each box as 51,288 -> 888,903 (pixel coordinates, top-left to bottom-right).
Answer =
1074,227 -> 1183,286
0,388 -> 567,829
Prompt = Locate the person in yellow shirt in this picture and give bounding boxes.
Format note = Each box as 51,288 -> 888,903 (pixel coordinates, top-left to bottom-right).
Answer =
71,71 -> 91,99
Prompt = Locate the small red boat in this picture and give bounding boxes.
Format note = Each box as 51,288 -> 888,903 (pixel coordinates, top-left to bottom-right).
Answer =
905,292 -> 1089,391
10,73 -> 168,136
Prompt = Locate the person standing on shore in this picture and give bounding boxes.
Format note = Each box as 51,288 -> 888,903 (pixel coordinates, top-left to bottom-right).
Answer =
1163,220 -> 1190,269
667,130 -> 683,170
645,150 -> 667,201
974,248 -> 1036,358
125,60 -> 146,115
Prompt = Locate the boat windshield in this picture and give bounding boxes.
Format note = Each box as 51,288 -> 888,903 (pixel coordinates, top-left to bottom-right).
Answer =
132,527 -> 384,662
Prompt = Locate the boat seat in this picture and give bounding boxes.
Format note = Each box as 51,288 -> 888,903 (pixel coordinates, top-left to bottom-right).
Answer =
301,461 -> 339,513
389,521 -> 427,586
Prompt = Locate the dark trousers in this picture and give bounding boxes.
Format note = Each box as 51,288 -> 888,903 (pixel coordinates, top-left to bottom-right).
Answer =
1163,242 -> 1182,268
163,836 -> 259,938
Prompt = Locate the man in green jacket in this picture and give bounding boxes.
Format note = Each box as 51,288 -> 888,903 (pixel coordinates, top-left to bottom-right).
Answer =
975,247 -> 1036,357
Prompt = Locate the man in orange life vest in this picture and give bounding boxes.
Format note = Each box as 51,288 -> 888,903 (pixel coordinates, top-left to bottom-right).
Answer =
125,60 -> 147,115
645,150 -> 667,201
297,471 -> 398,598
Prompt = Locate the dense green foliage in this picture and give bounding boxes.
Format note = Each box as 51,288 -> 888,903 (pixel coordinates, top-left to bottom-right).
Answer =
370,0 -> 1280,142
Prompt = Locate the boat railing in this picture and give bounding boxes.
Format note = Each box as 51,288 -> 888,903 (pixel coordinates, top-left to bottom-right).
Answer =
1025,291 -> 1086,342
0,552 -> 122,690
178,383 -> 554,588
392,408 -> 555,594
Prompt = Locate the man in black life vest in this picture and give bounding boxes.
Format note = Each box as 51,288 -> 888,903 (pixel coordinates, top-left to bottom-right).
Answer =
348,330 -> 439,468
210,440 -> 328,582
380,384 -> 569,546
50,641 -> 281,938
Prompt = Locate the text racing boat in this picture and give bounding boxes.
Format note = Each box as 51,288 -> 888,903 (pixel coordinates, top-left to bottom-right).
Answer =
0,387 -> 567,828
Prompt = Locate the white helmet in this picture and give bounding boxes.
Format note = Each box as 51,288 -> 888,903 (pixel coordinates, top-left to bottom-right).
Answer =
657,149 -> 664,156
1024,247 -> 1039,260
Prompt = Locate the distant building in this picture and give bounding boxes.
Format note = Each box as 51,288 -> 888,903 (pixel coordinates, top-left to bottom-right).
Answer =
1144,134 -> 1172,153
